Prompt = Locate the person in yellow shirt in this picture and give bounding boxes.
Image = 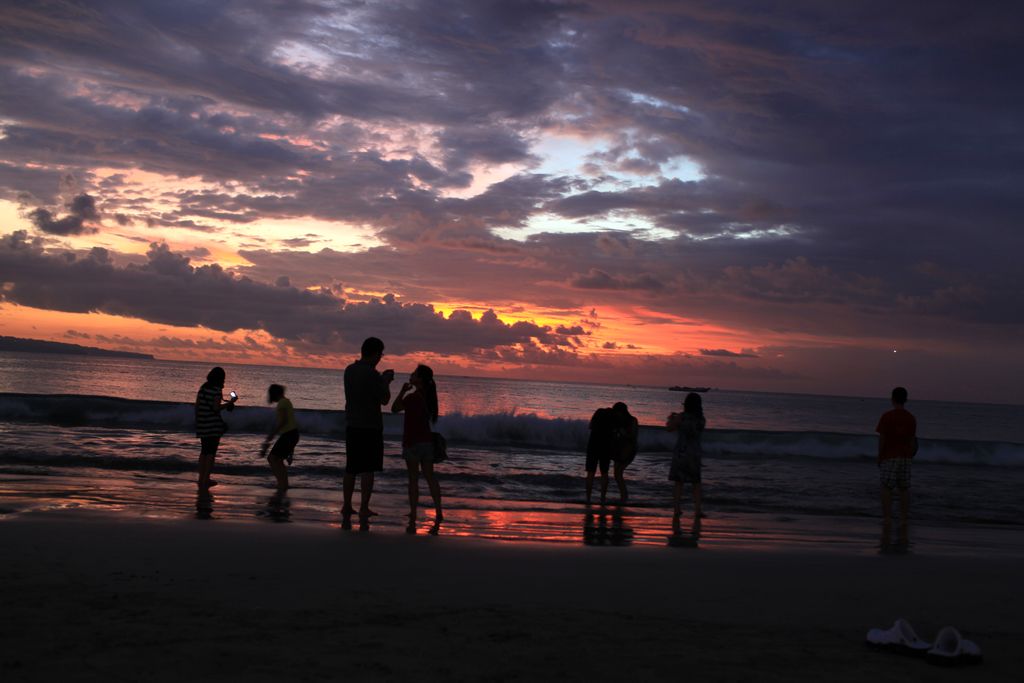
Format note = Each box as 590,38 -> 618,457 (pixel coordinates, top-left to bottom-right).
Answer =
260,384 -> 299,491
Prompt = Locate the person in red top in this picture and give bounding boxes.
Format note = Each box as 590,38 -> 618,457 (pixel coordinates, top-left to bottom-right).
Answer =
875,386 -> 918,547
392,364 -> 443,533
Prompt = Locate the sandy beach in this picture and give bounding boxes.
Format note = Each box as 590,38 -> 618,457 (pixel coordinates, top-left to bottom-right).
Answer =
1,510 -> 1021,682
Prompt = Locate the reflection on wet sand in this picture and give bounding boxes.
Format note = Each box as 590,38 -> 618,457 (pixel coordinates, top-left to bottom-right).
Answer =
15,470 -> 1015,556
262,492 -> 291,523
669,512 -> 700,548
582,506 -> 634,546
195,490 -> 213,519
405,518 -> 443,536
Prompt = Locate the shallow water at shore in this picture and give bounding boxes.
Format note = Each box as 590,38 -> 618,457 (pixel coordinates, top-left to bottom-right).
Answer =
3,352 -> 1024,558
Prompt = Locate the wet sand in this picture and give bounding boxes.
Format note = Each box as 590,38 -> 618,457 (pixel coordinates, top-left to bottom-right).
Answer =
1,509 -> 1021,681
4,469 -> 1023,558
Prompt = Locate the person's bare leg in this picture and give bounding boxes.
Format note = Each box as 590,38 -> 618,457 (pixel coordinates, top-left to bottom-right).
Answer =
342,471 -> 356,528
672,480 -> 683,534
600,469 -> 609,505
585,470 -> 595,505
197,453 -> 214,489
614,463 -> 628,504
880,486 -> 893,545
898,488 -> 910,545
359,472 -> 375,519
405,459 -> 419,530
422,461 -> 443,523
692,483 -> 702,525
269,456 -> 289,491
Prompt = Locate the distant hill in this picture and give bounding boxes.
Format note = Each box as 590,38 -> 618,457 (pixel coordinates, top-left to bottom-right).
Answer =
0,336 -> 155,360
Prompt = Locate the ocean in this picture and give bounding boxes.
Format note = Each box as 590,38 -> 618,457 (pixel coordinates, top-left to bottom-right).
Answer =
2,351 -> 1023,552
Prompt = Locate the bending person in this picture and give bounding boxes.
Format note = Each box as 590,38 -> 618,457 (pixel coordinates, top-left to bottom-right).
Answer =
585,405 -> 617,505
392,365 -> 443,532
611,402 -> 639,504
260,384 -> 299,492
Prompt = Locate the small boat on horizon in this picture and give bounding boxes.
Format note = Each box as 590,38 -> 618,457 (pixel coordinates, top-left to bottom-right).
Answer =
669,386 -> 711,393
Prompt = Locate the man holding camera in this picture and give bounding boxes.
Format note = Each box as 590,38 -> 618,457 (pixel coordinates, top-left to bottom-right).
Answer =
343,336 -> 395,529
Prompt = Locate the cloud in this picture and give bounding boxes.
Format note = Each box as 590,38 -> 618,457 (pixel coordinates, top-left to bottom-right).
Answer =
27,194 -> 99,235
0,232 -> 582,356
1,1 -> 1024,399
569,268 -> 665,291
699,348 -> 759,359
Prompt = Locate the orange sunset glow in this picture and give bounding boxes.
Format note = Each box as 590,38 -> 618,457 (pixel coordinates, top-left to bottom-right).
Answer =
1,1 -> 1021,404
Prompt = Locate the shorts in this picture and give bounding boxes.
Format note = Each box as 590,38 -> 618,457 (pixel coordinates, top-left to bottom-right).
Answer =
345,427 -> 384,475
403,441 -> 435,465
880,457 -> 912,490
269,430 -> 299,460
586,449 -> 611,475
199,436 -> 221,458
669,452 -> 701,484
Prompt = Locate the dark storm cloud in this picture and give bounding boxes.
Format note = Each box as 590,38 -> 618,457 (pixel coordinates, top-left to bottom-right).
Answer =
699,348 -> 758,359
27,194 -> 99,236
0,163 -> 67,205
0,231 -> 577,355
569,269 -> 664,291
438,125 -> 535,171
0,0 -> 1023,386
0,66 -> 320,183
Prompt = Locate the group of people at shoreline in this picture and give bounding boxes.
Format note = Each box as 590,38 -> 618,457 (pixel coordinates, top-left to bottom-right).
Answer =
196,336 -> 443,532
195,335 -> 918,544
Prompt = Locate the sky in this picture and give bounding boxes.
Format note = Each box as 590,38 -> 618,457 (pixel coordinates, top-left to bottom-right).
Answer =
1,1 -> 1022,403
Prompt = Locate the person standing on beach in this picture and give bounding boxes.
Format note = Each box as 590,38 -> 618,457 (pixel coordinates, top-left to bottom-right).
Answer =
876,386 -> 918,547
391,364 -> 443,532
259,384 -> 299,492
667,392 -> 705,533
611,402 -> 639,504
585,405 -> 618,505
343,337 -> 394,529
195,366 -> 236,490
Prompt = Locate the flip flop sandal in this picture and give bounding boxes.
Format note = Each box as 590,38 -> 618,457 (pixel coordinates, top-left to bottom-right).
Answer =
866,618 -> 931,655
926,626 -> 983,666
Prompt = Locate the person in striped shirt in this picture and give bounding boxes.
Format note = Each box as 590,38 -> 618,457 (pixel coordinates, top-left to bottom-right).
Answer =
195,366 -> 237,490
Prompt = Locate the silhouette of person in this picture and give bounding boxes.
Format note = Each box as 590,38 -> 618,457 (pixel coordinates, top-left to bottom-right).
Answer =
259,384 -> 299,492
610,402 -> 639,503
195,366 -> 236,490
876,386 -> 918,548
391,364 -> 443,533
585,405 -> 617,505
342,337 -> 394,529
667,392 -> 705,533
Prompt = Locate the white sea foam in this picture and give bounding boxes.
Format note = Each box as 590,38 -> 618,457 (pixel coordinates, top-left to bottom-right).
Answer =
1,393 -> 1021,467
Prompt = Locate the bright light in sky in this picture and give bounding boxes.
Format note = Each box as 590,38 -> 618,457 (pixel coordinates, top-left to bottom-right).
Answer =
534,132 -> 703,186
622,90 -> 691,114
496,211 -> 676,241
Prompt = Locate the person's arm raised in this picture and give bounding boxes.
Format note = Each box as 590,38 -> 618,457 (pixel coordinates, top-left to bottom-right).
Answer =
391,382 -> 412,413
380,369 -> 395,405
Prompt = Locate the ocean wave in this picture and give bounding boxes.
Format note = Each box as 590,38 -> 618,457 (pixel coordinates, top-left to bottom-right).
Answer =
0,392 -> 349,436
1,392 -> 1022,467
